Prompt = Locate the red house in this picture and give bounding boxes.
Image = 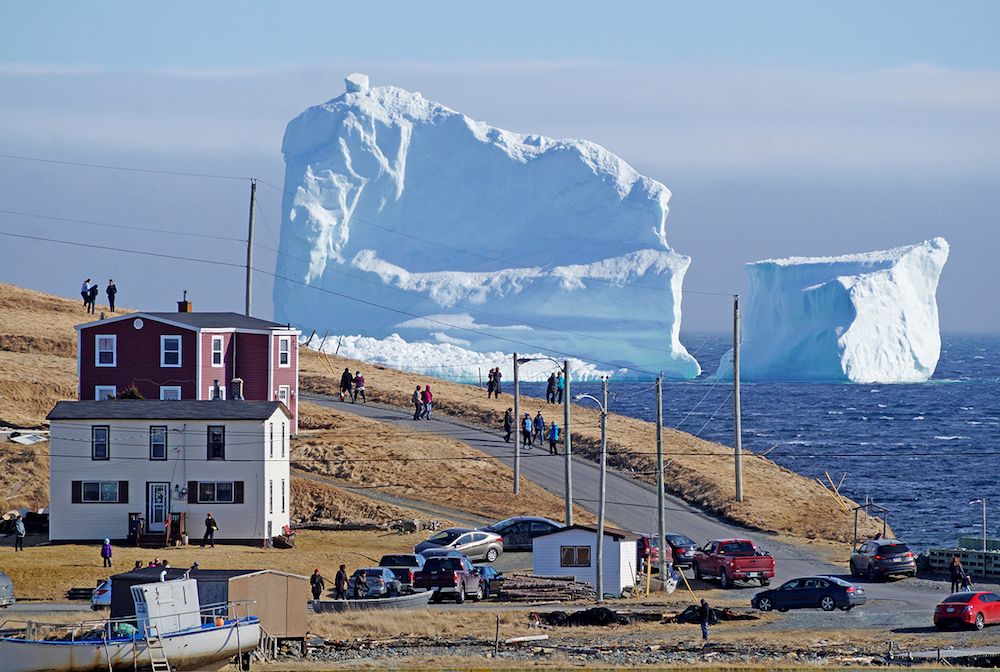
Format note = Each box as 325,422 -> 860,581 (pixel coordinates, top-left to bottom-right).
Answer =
76,305 -> 300,432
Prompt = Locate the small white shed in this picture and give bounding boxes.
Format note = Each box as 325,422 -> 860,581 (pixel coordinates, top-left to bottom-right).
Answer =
531,524 -> 638,597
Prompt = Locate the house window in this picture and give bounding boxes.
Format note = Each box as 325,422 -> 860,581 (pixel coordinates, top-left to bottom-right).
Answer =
160,335 -> 182,367
269,479 -> 274,514
211,336 -> 224,367
278,337 -> 290,367
150,426 -> 167,460
281,423 -> 286,458
81,481 -> 121,503
160,386 -> 182,400
207,426 -> 225,460
560,545 -> 592,568
269,422 -> 274,458
277,385 -> 290,406
95,386 -> 117,400
95,335 -> 116,367
92,426 -> 110,460
197,481 -> 234,503
281,479 -> 286,513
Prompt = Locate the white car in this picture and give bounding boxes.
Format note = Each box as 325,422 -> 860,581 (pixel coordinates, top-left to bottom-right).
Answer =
90,579 -> 111,610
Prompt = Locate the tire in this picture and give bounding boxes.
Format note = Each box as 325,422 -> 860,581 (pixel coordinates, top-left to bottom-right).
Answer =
694,564 -> 703,581
455,586 -> 465,604
720,569 -> 733,589
820,595 -> 836,612
430,591 -> 441,604
473,584 -> 484,602
975,613 -> 985,630
760,578 -> 770,587
486,547 -> 499,563
756,597 -> 773,612
840,605 -> 854,612
867,565 -> 878,582
849,563 -> 858,578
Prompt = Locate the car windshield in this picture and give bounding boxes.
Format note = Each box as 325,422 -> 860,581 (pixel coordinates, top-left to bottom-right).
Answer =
667,534 -> 694,546
719,541 -> 755,555
943,594 -> 974,603
878,544 -> 910,554
380,555 -> 418,566
427,530 -> 464,545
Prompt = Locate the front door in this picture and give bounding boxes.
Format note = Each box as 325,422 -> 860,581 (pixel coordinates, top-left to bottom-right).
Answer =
147,482 -> 170,533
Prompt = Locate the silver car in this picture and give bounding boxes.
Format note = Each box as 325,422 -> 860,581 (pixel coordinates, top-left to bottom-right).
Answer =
0,572 -> 14,608
414,527 -> 504,562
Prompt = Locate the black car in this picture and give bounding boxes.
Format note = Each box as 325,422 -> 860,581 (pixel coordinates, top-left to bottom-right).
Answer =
480,516 -> 563,551
472,565 -> 503,598
666,533 -> 698,567
849,539 -> 916,580
752,576 -> 866,612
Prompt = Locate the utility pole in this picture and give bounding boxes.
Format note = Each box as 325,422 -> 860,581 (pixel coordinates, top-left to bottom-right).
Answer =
656,375 -> 667,586
563,359 -> 573,526
244,178 -> 257,317
733,294 -> 744,502
513,352 -> 520,495
595,376 -> 608,603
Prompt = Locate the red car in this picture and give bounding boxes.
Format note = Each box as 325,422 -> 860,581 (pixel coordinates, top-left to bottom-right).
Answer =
693,538 -> 775,588
934,591 -> 1000,630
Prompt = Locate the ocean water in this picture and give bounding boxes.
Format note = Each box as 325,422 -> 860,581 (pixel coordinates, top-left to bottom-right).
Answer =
520,335 -> 1000,550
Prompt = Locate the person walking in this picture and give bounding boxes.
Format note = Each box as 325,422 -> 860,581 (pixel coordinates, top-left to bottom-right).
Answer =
699,598 -> 712,641
950,556 -> 964,593
486,369 -> 497,398
533,411 -> 546,444
339,368 -> 354,402
201,513 -> 219,548
87,283 -> 99,314
503,408 -> 514,443
421,385 -> 433,419
521,413 -> 534,447
13,514 -> 25,552
101,538 -> 113,568
547,422 -> 560,455
352,371 -> 366,403
546,373 -> 557,404
556,371 -> 564,403
105,279 -> 117,313
334,564 -> 349,600
310,568 -> 326,600
412,385 -> 423,420
80,279 -> 92,308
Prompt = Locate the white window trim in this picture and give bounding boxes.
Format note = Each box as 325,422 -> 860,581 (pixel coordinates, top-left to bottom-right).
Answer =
82,480 -> 120,503
210,335 -> 224,367
269,479 -> 274,514
95,385 -> 117,400
281,479 -> 286,513
160,335 -> 182,368
159,386 -> 182,400
197,481 -> 235,504
95,334 -> 117,367
278,336 -> 291,367
277,385 -> 290,405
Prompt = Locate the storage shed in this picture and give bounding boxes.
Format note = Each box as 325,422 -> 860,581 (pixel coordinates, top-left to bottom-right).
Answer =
110,567 -> 308,640
532,524 -> 638,597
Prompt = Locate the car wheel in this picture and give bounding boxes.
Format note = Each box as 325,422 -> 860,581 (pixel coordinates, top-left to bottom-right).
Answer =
430,592 -> 441,604
760,578 -> 770,586
849,563 -> 858,578
720,569 -> 733,589
757,597 -> 773,612
455,587 -> 465,604
840,605 -> 854,612
473,584 -> 484,602
909,571 -> 917,578
486,547 -> 499,563
975,613 -> 985,630
694,564 -> 703,581
867,565 -> 878,582
820,596 -> 836,612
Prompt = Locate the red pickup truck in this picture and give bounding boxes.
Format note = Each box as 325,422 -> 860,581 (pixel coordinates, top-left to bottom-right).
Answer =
693,539 -> 775,588
413,555 -> 483,603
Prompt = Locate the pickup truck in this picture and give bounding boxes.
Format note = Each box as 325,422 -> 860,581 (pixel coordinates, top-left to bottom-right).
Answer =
378,553 -> 426,594
692,539 -> 775,588
413,555 -> 483,603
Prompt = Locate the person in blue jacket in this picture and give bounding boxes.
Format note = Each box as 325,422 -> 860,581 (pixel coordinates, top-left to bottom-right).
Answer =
556,371 -> 565,403
547,422 -> 560,455
533,411 -> 546,444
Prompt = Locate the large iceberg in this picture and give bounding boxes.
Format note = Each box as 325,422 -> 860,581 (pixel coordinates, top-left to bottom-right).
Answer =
716,238 -> 949,383
274,74 -> 700,378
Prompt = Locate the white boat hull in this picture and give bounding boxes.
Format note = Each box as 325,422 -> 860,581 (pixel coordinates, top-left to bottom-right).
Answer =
0,619 -> 261,672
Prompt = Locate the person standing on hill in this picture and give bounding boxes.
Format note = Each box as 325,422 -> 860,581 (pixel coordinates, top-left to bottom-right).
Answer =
546,373 -> 557,404
412,385 -> 423,420
310,568 -> 326,600
106,279 -> 117,313
547,422 -> 560,455
87,283 -> 99,314
339,368 -> 354,402
503,408 -> 514,443
521,413 -> 534,447
352,371 -> 366,403
80,278 -> 92,308
486,369 -> 497,398
421,385 -> 433,419
556,371 -> 565,403
101,538 -> 113,568
13,514 -> 25,552
334,564 -> 349,600
493,368 -> 502,395
950,556 -> 964,593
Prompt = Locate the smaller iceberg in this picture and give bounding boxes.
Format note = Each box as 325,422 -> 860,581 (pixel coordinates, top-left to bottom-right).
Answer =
716,237 -> 949,383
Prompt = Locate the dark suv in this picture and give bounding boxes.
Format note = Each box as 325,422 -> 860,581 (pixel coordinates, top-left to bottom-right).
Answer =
480,516 -> 562,551
850,539 -> 916,581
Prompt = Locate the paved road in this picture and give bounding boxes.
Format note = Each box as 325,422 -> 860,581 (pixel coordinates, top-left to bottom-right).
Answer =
303,394 -> 984,630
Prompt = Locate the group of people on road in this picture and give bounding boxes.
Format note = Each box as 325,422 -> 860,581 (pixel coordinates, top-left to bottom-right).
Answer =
339,368 -> 367,403
486,367 -> 503,398
505,409 -> 560,455
545,371 -> 565,404
80,278 -> 117,314
950,555 -> 976,592
310,564 -> 350,601
412,385 -> 433,420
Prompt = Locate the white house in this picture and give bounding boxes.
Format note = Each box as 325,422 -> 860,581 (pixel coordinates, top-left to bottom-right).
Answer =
531,524 -> 638,597
47,400 -> 291,544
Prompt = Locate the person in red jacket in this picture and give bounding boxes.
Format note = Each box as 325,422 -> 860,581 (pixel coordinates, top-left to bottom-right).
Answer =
420,385 -> 433,419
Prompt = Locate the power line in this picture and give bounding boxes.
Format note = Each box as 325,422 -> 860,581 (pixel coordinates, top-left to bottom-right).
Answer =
0,152 -> 250,182
0,207 -> 246,243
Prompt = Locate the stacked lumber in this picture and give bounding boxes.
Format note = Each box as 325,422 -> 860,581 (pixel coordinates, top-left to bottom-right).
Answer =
497,574 -> 595,602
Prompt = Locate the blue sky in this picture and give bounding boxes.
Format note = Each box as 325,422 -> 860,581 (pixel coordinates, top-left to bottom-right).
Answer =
1,1 -> 998,334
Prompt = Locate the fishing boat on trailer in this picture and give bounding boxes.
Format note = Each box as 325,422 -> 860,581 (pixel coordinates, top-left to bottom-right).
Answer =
0,577 -> 260,672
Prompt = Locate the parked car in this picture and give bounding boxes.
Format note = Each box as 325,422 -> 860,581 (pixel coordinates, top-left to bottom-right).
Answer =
480,516 -> 562,551
472,565 -> 503,598
666,533 -> 698,567
0,571 -> 14,608
849,539 -> 916,580
752,576 -> 866,612
346,568 -> 402,598
90,579 -> 111,610
418,549 -> 467,559
693,538 -> 775,588
414,555 -> 482,603
934,591 -> 1000,630
635,533 -> 698,571
414,527 -> 503,562
378,553 -> 426,593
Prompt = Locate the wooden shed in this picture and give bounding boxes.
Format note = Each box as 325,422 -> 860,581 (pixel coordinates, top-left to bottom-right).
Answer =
110,567 -> 308,641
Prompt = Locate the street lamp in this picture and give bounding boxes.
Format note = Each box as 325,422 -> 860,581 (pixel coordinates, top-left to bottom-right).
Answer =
575,377 -> 608,604
970,499 -> 987,552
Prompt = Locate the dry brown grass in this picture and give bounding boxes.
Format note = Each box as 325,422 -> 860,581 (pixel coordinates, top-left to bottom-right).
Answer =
300,349 -> 887,544
291,478 -> 429,525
